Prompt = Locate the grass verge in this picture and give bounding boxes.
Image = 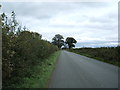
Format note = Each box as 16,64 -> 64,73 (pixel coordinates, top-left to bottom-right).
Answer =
15,51 -> 60,88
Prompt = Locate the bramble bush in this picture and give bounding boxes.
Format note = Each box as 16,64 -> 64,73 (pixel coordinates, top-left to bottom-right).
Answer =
1,11 -> 58,87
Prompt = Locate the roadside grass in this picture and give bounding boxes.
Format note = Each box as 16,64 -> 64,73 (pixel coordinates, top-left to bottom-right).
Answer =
14,51 -> 60,88
68,50 -> 119,67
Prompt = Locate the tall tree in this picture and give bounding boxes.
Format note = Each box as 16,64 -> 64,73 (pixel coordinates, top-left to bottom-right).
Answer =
66,37 -> 77,49
11,11 -> 18,33
52,34 -> 64,48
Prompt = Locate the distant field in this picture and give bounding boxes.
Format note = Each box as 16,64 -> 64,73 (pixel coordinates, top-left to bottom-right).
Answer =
68,46 -> 120,66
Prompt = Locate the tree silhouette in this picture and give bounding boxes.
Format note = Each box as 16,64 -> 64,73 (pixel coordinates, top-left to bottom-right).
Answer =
66,37 -> 77,49
52,34 -> 64,48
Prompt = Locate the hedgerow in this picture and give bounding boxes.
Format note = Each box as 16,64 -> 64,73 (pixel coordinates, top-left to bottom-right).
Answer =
69,47 -> 120,66
1,11 -> 58,87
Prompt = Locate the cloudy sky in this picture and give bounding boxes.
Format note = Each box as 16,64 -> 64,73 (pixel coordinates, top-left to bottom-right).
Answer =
1,2 -> 118,47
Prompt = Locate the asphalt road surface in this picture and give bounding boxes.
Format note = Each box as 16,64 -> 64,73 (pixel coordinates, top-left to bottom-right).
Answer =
49,50 -> 118,88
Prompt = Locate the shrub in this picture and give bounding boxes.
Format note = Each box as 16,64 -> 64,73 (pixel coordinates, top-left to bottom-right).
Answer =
1,12 -> 58,87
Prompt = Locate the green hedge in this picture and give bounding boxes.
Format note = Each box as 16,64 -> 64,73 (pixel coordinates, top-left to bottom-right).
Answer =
1,12 -> 58,87
69,47 -> 120,66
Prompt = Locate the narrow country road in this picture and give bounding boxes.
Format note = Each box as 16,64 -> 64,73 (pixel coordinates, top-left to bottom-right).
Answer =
49,50 -> 118,88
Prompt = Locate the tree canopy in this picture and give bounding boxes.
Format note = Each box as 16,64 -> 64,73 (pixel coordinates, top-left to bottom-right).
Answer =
52,34 -> 64,48
66,37 -> 77,49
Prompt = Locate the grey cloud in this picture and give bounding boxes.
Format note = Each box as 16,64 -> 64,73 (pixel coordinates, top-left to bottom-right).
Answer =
1,2 -> 118,47
1,2 -> 110,19
2,2 -> 54,19
89,16 -> 116,24
82,23 -> 117,31
1,2 -> 81,19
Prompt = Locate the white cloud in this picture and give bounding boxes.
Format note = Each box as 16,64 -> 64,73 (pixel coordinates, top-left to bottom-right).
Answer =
1,2 -> 118,47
